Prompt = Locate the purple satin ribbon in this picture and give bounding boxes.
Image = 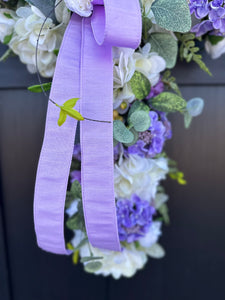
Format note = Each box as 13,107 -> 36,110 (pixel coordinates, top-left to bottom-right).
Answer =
34,0 -> 141,254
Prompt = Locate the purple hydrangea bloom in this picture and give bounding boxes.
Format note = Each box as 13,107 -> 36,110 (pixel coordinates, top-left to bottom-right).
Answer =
189,0 -> 210,19
127,111 -> 171,158
70,170 -> 81,184
209,6 -> 225,32
191,20 -> 214,36
210,0 -> 224,9
116,195 -> 156,243
147,79 -> 164,99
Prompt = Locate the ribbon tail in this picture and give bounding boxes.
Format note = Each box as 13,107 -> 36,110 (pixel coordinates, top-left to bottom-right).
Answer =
80,17 -> 121,251
33,14 -> 82,254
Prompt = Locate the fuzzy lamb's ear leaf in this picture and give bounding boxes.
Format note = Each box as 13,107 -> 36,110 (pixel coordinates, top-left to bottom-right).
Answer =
129,71 -> 151,100
113,120 -> 134,144
63,98 -> 79,108
151,0 -> 191,33
149,92 -> 187,113
58,110 -> 67,126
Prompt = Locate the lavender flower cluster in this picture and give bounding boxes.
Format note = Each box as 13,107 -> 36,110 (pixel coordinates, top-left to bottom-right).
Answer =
190,0 -> 225,36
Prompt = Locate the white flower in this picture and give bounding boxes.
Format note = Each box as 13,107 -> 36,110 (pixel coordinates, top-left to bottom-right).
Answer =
80,243 -> 147,279
114,155 -> 169,201
139,221 -> 162,248
0,9 -> 16,43
64,0 -> 93,17
113,84 -> 135,110
9,3 -> 70,77
205,38 -> 225,59
134,43 -> 166,86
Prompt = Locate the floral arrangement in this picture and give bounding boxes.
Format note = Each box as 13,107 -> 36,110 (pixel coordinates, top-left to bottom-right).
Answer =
0,0 -> 222,279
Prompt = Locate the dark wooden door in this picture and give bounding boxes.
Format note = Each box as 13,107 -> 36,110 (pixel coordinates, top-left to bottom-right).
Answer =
1,44 -> 225,300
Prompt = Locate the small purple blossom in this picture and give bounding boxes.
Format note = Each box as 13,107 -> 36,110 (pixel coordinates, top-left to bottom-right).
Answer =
70,170 -> 81,184
116,195 -> 156,243
189,0 -> 210,19
126,111 -> 171,158
147,79 -> 164,99
208,6 -> 225,32
191,20 -> 214,36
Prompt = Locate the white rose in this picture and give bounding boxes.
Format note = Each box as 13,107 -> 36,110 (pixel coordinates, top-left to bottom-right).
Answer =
0,9 -> 16,43
139,221 -> 162,248
80,243 -> 147,279
114,155 -> 169,201
205,38 -> 225,59
134,43 -> 166,86
64,0 -> 93,17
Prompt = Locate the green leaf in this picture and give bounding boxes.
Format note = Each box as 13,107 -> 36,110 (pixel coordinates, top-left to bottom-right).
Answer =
158,203 -> 170,225
25,0 -> 57,23
124,128 -> 139,147
80,256 -> 103,263
58,110 -> 67,126
3,13 -> 13,19
128,101 -> 150,120
28,82 -> 52,93
63,98 -> 79,108
129,71 -> 151,100
149,33 -> 178,68
0,48 -> 12,62
66,212 -> 85,231
65,180 -> 82,209
60,106 -> 84,121
184,111 -> 192,129
151,0 -> 191,33
149,92 -> 187,113
3,33 -> 13,45
53,49 -> 59,56
113,120 -> 134,144
129,111 -> 151,132
84,261 -> 102,273
208,35 -> 224,45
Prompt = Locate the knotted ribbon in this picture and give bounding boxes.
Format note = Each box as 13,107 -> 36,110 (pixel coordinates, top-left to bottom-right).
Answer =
34,0 -> 141,254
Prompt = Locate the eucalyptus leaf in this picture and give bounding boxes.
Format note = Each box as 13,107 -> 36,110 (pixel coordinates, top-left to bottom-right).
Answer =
186,97 -> 204,117
149,92 -> 187,113
151,0 -> 191,33
184,111 -> 192,129
128,101 -> 150,121
84,261 -> 102,273
113,120 -> 134,144
129,71 -> 151,100
129,111 -> 151,132
124,128 -> 139,147
28,82 -> 52,93
149,33 -> 178,68
70,180 -> 82,200
25,0 -> 57,23
80,256 -> 103,263
66,212 -> 85,231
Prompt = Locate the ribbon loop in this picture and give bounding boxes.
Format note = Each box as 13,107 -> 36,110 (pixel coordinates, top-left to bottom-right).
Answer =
91,0 -> 141,48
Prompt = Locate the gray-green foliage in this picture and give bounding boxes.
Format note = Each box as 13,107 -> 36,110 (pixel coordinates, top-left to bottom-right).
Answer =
149,92 -> 187,113
84,261 -> 102,273
151,0 -> 191,33
162,70 -> 181,96
25,0 -> 57,23
149,33 -> 178,68
176,33 -> 212,76
184,97 -> 204,128
80,256 -> 103,263
66,201 -> 85,231
129,111 -> 151,132
113,120 -> 134,144
129,71 -> 151,100
65,180 -> 82,209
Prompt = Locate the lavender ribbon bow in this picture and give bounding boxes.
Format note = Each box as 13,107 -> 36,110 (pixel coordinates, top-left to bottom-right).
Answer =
34,0 -> 141,254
